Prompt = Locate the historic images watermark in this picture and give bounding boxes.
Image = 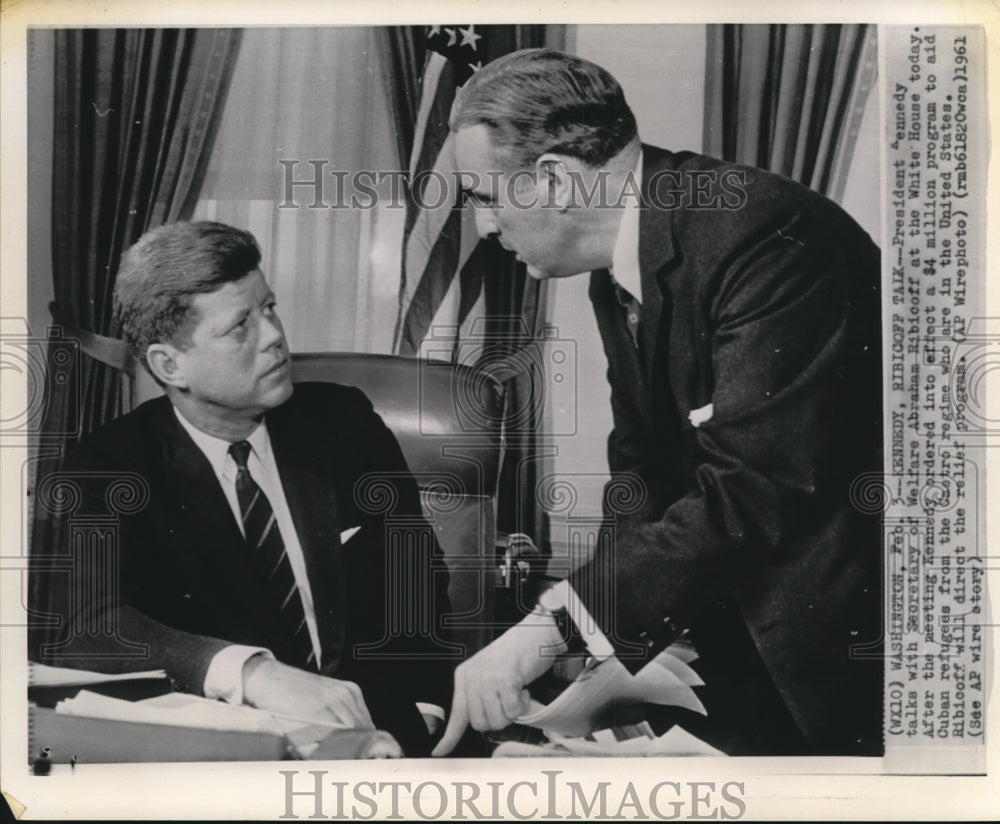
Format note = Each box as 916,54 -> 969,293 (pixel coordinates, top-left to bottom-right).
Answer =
276,163 -> 749,212
278,769 -> 747,820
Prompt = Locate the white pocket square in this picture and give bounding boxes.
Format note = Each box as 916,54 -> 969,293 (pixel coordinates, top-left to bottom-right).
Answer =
688,403 -> 714,428
339,526 -> 361,544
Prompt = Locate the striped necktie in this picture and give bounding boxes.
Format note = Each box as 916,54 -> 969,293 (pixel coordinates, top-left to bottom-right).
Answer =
228,441 -> 316,670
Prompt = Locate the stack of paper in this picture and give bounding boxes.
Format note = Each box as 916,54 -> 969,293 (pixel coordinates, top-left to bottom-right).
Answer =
515,642 -> 706,738
493,725 -> 725,757
29,662 -> 169,687
55,691 -> 336,757
52,691 -> 393,759
29,662 -> 174,707
55,691 -> 283,734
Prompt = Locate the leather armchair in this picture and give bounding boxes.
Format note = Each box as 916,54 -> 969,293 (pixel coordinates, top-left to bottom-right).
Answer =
291,352 -> 506,658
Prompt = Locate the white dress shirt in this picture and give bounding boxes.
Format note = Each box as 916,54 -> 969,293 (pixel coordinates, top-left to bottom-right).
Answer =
174,409 -> 321,702
609,152 -> 644,304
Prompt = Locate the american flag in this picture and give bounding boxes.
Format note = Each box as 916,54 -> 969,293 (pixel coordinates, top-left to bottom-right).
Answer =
393,25 -> 525,365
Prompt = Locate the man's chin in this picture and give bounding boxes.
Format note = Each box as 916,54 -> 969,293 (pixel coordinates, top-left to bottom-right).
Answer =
264,375 -> 294,407
527,263 -> 585,280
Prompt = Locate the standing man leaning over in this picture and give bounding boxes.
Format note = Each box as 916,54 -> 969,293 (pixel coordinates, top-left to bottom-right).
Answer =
37,221 -> 452,756
434,49 -> 883,756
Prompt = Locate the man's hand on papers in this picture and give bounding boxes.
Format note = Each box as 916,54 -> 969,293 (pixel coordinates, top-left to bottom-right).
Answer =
432,610 -> 567,756
242,656 -> 375,730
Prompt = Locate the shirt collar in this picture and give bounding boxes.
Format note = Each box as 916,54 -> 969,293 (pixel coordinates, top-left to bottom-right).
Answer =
609,151 -> 643,304
173,406 -> 271,482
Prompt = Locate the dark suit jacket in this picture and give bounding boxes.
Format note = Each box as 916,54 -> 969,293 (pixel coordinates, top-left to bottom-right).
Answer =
42,382 -> 453,754
570,146 -> 883,754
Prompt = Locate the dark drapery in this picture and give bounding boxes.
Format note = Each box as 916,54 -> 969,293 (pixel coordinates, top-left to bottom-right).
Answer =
381,26 -> 427,173
29,28 -> 242,661
703,24 -> 877,199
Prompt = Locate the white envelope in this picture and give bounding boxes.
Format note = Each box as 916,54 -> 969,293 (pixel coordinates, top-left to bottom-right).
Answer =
339,526 -> 361,544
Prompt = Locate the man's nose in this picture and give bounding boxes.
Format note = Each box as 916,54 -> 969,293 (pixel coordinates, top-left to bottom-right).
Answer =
260,313 -> 286,349
473,207 -> 498,239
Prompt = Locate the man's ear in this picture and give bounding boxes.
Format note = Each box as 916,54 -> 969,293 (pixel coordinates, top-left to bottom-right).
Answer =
145,343 -> 188,390
535,152 -> 578,212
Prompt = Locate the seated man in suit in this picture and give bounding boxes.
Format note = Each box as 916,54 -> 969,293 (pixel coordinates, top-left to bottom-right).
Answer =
35,221 -> 453,756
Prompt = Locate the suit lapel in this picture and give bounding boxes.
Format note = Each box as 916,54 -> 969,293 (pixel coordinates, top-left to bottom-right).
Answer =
639,145 -> 680,413
148,401 -> 279,641
266,401 -> 347,673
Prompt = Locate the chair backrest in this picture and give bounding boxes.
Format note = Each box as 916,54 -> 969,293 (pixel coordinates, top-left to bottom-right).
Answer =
291,352 -> 506,657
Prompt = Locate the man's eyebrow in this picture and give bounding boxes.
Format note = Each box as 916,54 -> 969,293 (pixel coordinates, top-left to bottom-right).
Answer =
213,305 -> 250,334
467,188 -> 495,203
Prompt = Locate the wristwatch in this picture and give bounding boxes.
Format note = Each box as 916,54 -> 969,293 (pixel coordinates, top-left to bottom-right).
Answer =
533,584 -> 586,654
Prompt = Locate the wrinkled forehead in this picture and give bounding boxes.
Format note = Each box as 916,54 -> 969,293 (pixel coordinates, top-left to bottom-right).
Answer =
454,123 -> 523,175
454,123 -> 494,167
183,269 -> 270,330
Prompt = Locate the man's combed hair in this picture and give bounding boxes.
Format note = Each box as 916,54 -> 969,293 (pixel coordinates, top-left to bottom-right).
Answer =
450,48 -> 638,168
114,221 -> 262,374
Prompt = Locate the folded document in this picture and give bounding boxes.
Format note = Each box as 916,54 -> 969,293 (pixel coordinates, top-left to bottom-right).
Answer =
516,643 -> 707,738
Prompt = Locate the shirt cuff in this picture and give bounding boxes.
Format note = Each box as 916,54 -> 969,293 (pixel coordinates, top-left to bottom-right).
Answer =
539,579 -> 617,661
415,702 -> 446,722
203,645 -> 274,704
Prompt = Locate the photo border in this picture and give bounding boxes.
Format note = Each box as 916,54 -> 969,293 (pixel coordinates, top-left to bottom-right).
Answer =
2,0 -> 997,819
